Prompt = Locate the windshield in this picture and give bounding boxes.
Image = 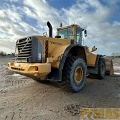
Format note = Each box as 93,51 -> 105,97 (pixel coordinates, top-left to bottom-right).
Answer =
58,27 -> 73,39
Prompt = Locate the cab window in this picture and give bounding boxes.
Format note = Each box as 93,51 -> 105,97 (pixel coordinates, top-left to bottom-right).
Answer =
76,27 -> 82,45
58,27 -> 73,39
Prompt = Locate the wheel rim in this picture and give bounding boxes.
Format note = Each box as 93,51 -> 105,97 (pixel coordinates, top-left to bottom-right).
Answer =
74,67 -> 83,84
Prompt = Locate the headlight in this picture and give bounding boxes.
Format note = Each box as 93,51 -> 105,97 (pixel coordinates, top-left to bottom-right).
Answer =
15,46 -> 19,56
38,53 -> 41,60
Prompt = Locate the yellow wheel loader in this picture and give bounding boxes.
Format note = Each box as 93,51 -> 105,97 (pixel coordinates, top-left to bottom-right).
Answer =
8,21 -> 114,92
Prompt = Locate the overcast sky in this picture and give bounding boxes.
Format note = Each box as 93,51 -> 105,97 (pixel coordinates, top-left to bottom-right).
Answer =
0,0 -> 120,55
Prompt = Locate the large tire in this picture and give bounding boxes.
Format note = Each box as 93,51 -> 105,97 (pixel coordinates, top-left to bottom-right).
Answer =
62,56 -> 87,92
97,57 -> 106,79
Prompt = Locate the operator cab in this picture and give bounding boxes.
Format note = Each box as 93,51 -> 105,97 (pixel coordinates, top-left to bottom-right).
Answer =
56,24 -> 87,45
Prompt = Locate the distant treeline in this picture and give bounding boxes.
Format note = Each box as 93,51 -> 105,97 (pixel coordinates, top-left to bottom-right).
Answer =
111,52 -> 120,57
0,51 -> 14,56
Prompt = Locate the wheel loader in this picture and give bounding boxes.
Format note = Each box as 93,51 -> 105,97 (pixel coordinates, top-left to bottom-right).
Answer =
8,21 -> 114,92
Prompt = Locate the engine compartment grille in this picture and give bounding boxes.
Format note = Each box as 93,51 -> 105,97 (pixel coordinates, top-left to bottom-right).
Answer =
15,37 -> 32,62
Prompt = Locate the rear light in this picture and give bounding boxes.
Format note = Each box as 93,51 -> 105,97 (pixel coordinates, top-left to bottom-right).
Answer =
35,66 -> 38,71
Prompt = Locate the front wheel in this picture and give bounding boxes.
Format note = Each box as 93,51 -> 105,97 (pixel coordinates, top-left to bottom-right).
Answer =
62,56 -> 87,92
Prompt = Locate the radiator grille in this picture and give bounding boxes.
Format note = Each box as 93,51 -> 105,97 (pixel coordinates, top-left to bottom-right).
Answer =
15,37 -> 32,62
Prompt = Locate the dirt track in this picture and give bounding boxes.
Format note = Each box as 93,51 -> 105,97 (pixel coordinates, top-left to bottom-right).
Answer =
0,57 -> 120,120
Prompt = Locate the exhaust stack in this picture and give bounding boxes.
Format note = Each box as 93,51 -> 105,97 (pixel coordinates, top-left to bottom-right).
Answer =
47,21 -> 52,37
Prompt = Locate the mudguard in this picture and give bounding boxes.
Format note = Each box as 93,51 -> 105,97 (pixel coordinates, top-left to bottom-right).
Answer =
48,44 -> 87,81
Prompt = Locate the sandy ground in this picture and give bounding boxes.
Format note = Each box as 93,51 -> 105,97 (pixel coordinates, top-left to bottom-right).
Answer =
0,57 -> 120,120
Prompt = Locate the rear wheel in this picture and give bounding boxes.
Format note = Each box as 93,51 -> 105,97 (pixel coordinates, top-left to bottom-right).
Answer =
98,57 -> 106,79
62,56 -> 87,92
88,57 -> 106,79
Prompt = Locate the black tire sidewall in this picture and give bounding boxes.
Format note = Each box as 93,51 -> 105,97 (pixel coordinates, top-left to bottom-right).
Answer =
98,58 -> 106,79
69,59 -> 86,92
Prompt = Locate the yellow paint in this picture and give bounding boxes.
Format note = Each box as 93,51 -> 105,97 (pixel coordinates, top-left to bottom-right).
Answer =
50,45 -> 69,68
8,62 -> 51,79
80,108 -> 120,119
105,57 -> 114,75
48,38 -> 70,54
36,36 -> 71,63
87,53 -> 97,66
84,46 -> 97,66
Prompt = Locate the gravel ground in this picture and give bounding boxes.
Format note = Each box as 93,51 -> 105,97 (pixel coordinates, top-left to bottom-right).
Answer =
0,57 -> 120,120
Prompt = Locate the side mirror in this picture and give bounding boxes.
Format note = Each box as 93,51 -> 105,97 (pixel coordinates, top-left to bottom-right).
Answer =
84,30 -> 87,37
91,46 -> 97,52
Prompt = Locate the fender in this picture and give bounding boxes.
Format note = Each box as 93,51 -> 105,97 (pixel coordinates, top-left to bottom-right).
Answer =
94,55 -> 102,74
87,55 -> 102,74
48,44 -> 87,81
